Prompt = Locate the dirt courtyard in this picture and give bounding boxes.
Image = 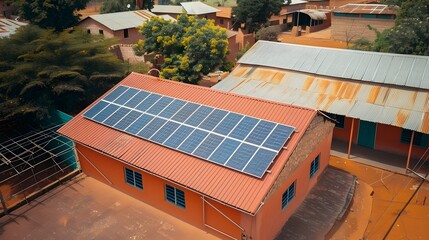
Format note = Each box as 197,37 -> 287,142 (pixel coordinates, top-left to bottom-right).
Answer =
331,156 -> 429,239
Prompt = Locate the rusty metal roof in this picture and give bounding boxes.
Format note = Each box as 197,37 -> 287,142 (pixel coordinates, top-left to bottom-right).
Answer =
238,41 -> 429,90
58,73 -> 317,214
84,10 -> 156,31
334,4 -> 397,15
213,65 -> 429,134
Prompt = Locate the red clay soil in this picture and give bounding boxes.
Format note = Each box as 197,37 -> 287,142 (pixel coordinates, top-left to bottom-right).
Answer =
330,156 -> 429,240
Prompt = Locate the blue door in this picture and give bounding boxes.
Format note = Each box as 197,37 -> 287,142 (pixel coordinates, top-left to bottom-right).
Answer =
358,120 -> 376,148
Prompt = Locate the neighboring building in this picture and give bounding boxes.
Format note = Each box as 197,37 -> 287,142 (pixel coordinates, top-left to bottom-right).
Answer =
76,10 -> 157,44
213,41 -> 429,170
332,4 -> 397,42
270,0 -> 308,26
215,6 -> 232,29
59,72 -> 335,240
0,0 -> 16,18
151,1 -> 220,20
0,18 -> 27,38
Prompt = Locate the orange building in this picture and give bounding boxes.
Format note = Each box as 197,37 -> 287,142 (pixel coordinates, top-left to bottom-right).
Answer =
59,73 -> 335,239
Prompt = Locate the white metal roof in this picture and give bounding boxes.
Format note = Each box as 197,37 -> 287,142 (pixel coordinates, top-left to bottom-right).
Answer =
0,18 -> 27,38
237,41 -> 429,90
87,10 -> 156,31
151,5 -> 184,14
180,1 -> 220,15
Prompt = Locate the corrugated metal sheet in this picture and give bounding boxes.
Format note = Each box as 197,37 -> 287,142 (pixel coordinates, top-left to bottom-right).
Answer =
0,18 -> 27,38
213,65 -> 429,134
238,41 -> 429,90
88,10 -> 156,31
334,4 -> 397,15
58,73 -> 317,214
181,2 -> 220,15
151,5 -> 183,14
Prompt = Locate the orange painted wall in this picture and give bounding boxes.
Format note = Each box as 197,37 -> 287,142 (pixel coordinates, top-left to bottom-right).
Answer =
374,123 -> 427,159
332,117 -> 358,143
253,131 -> 333,240
75,143 -> 250,239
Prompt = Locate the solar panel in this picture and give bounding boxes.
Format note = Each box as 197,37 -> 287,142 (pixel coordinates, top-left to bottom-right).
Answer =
83,85 -> 296,178
93,104 -> 119,122
114,88 -> 139,105
135,94 -> 162,112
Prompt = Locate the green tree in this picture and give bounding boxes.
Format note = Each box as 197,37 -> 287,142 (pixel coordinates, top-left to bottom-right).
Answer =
0,25 -> 125,122
11,0 -> 89,31
256,26 -> 280,41
134,15 -> 228,84
373,0 -> 429,55
233,0 -> 283,32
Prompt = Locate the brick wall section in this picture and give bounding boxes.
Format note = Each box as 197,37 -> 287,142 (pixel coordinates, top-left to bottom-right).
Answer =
267,114 -> 335,198
331,16 -> 395,42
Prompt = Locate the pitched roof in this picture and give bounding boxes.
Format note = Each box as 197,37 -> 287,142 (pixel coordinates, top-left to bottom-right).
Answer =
151,5 -> 184,14
84,10 -> 156,31
180,1 -> 220,15
214,41 -> 429,134
237,41 -> 429,90
58,73 -> 317,213
216,6 -> 232,19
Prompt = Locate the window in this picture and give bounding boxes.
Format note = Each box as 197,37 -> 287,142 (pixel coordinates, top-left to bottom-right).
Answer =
124,29 -> 129,38
165,184 -> 186,208
125,168 -> 143,189
99,29 -> 104,35
87,29 -> 91,34
220,19 -> 224,25
282,181 -> 295,209
401,129 -> 428,147
310,155 -> 320,178
325,112 -> 345,128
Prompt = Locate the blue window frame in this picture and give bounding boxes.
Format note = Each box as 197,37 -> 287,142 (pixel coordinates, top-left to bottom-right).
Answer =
282,181 -> 295,209
125,168 -> 143,189
165,184 -> 186,208
310,155 -> 320,178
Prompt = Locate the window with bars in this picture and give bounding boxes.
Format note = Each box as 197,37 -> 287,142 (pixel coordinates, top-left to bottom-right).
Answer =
125,168 -> 143,190
310,155 -> 320,178
165,184 -> 186,208
282,181 -> 295,209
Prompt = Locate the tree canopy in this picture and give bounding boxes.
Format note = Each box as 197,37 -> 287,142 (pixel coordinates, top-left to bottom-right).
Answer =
133,15 -> 229,84
233,0 -> 283,32
100,0 -> 155,13
11,0 -> 89,31
0,25 -> 126,122
353,0 -> 429,56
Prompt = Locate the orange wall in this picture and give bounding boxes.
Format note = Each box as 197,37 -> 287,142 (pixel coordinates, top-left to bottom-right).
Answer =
374,123 -> 427,159
332,117 -> 358,143
75,143 -> 251,239
333,117 -> 426,159
254,131 -> 333,240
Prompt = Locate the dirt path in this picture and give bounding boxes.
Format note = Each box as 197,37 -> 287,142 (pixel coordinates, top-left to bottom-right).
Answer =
278,28 -> 347,49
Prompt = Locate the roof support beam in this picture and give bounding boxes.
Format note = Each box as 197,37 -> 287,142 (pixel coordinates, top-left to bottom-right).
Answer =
405,130 -> 414,172
348,118 -> 355,159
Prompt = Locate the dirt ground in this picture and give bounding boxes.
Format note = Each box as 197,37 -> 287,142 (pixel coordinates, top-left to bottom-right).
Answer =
330,156 -> 429,239
278,28 -> 348,49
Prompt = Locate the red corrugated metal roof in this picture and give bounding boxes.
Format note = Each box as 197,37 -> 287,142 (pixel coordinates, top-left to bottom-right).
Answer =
58,73 -> 317,214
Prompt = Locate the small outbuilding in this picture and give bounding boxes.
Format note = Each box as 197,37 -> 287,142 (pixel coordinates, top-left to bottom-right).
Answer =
58,73 -> 335,240
332,4 -> 397,42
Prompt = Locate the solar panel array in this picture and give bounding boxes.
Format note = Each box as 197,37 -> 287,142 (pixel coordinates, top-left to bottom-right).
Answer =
83,85 -> 295,178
